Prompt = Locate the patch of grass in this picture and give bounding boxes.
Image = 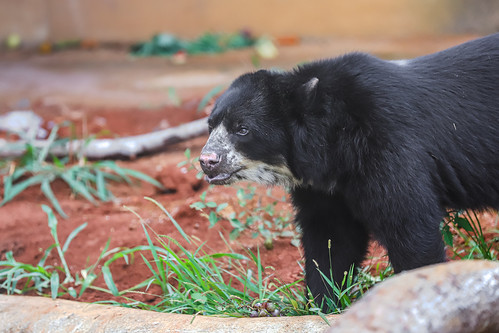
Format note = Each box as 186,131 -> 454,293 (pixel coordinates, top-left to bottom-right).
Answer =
0,205 -> 94,299
0,124 -> 164,218
0,199 -> 379,317
111,198 -> 386,317
97,198 -> 323,316
80,197 -> 366,316
441,210 -> 498,260
176,148 -> 204,180
131,32 -> 254,57
190,184 -> 298,249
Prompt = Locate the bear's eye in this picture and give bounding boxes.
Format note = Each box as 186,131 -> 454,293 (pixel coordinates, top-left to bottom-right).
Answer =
236,126 -> 249,136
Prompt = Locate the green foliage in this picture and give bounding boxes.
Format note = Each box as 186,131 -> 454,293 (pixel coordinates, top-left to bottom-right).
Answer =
176,148 -> 204,180
197,85 -> 224,112
0,205 -> 89,298
167,87 -> 182,107
0,125 -> 164,218
307,239 -> 394,314
92,198 -> 330,316
0,199 -> 390,317
441,210 -> 497,260
131,32 -> 255,57
190,184 -> 298,249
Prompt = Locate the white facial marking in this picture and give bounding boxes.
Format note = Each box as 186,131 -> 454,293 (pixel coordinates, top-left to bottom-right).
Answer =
205,125 -> 243,166
203,124 -> 301,188
237,160 -> 301,188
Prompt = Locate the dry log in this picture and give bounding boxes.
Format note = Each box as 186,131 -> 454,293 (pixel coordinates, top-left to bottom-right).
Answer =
0,117 -> 208,160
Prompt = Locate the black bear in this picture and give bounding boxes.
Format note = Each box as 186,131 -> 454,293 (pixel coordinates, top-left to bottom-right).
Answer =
199,33 -> 499,308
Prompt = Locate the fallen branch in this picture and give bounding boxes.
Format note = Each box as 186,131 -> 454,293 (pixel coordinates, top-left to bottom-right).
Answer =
0,117 -> 208,160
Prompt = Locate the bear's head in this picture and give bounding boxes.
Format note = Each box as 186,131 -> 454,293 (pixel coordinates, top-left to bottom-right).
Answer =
199,70 -> 320,188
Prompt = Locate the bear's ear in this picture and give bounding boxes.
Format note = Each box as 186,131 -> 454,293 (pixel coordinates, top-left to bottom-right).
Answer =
297,77 -> 319,107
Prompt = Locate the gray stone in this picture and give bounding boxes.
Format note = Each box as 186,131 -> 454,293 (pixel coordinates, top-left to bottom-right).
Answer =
0,295 -> 336,333
327,260 -> 499,333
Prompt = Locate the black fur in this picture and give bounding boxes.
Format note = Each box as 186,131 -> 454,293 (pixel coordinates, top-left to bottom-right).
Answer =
201,33 -> 499,308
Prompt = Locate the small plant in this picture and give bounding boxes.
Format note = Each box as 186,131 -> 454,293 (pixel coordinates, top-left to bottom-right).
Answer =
441,210 -> 497,260
1,124 -> 163,218
1,199 -> 375,317
94,198 -> 322,316
189,183 -> 298,249
189,190 -> 227,228
197,85 -> 224,112
0,205 -> 91,299
177,148 -> 204,180
167,87 -> 182,107
94,198 -> 368,317
307,239 -> 392,314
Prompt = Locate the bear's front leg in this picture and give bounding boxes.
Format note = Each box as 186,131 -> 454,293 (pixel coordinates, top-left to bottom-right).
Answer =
291,187 -> 369,311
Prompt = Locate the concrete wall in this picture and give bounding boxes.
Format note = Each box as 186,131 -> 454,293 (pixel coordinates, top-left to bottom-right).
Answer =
1,0 -> 498,46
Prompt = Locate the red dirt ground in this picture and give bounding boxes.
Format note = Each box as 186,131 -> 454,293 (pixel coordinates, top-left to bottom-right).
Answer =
0,100 -> 308,304
1,97 -> 497,307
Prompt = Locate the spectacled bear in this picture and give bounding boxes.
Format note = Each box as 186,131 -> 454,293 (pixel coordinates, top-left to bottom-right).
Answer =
199,33 -> 499,309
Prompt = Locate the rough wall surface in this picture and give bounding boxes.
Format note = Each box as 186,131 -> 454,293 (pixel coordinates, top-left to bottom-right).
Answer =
1,0 -> 498,45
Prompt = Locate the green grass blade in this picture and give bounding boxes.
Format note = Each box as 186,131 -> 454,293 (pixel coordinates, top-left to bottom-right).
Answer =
101,265 -> 119,296
145,197 -> 191,244
95,161 -> 133,184
1,173 -> 46,205
51,154 -> 65,168
62,222 -> 87,253
38,124 -> 60,164
41,179 -> 68,219
61,171 -> 96,204
50,271 -> 59,299
3,175 -> 13,200
42,205 -> 74,283
168,87 -> 182,107
37,244 -> 57,267
43,204 -> 58,235
139,253 -> 163,288
119,167 -> 164,189
198,85 -> 224,112
123,206 -> 168,288
11,167 -> 29,181
79,238 -> 112,297
95,169 -> 110,201
72,168 -> 97,183
256,248 -> 264,300
140,224 -> 166,285
78,272 -> 97,297
19,144 -> 36,168
206,253 -> 248,260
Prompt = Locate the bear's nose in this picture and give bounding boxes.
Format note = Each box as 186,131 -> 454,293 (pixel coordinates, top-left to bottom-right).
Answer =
199,152 -> 221,170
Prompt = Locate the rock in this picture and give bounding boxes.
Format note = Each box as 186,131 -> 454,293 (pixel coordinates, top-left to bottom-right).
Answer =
326,260 -> 499,333
0,295 -> 335,333
0,110 -> 46,139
